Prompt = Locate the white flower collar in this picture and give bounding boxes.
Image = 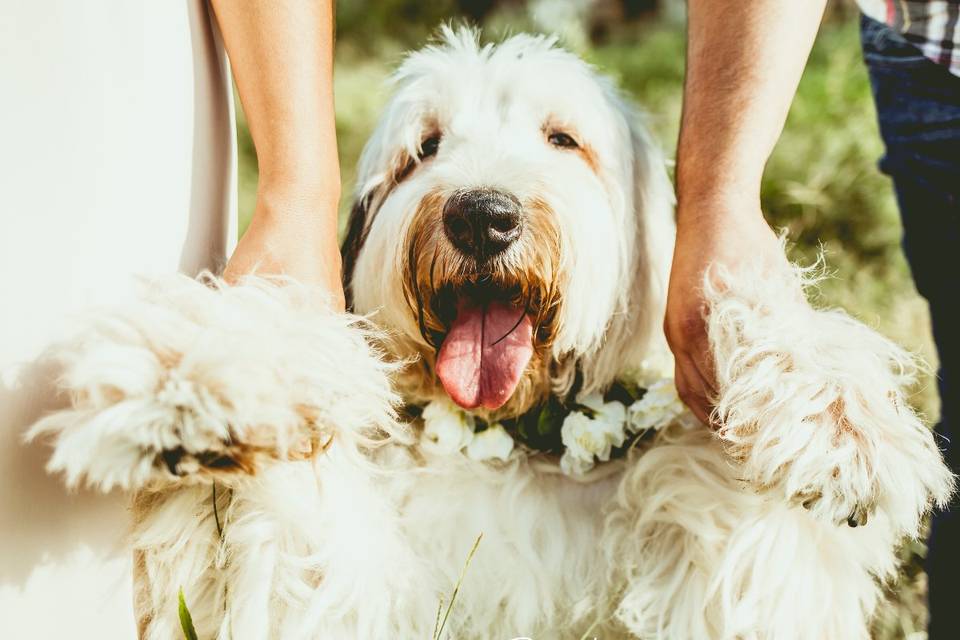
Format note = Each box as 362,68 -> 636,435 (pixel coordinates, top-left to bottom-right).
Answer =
415,374 -> 697,478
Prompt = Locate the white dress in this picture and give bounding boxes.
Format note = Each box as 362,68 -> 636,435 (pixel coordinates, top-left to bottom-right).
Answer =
0,2 -> 236,637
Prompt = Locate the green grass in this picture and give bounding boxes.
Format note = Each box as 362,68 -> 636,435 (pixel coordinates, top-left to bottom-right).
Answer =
235,11 -> 936,639
178,588 -> 199,640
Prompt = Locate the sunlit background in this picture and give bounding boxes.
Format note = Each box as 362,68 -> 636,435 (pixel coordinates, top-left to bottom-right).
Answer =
237,2 -> 937,636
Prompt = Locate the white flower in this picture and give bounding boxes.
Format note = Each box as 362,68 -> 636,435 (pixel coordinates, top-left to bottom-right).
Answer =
559,393 -> 634,477
560,448 -> 596,476
577,392 -> 628,450
561,411 -> 610,462
627,378 -> 687,432
632,354 -> 675,388
420,398 -> 474,455
560,410 -> 613,473
466,424 -> 515,462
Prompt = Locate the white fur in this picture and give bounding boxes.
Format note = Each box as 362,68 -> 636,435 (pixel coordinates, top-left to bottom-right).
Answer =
29,29 -> 953,639
706,261 -> 953,535
349,27 -> 675,397
28,275 -> 406,638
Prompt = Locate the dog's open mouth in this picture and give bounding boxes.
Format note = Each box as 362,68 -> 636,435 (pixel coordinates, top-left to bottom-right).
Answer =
435,283 -> 534,410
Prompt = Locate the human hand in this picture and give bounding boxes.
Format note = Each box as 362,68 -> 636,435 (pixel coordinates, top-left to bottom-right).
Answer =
673,0 -> 826,426
224,185 -> 345,312
211,0 -> 342,309
664,196 -> 785,425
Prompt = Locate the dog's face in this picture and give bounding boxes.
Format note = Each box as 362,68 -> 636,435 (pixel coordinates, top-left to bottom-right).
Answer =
344,28 -> 675,418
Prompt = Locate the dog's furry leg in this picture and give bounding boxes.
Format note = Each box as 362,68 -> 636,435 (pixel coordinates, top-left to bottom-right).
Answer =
27,274 -> 401,490
705,260 -> 954,535
608,426 -> 896,640
25,274 -> 405,638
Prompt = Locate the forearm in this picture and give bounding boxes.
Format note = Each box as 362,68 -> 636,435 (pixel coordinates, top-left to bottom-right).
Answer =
211,0 -> 340,220
213,1 -> 344,300
676,0 -> 826,218
667,1 -> 824,418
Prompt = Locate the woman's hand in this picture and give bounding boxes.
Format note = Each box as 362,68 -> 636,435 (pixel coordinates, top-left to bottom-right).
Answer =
223,184 -> 345,311
211,0 -> 343,308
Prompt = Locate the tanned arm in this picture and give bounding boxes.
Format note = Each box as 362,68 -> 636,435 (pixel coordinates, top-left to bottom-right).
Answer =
214,0 -> 345,310
667,0 -> 828,422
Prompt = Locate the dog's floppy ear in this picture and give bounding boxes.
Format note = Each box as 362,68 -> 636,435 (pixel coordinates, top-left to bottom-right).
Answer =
342,121 -> 418,310
341,193 -> 373,311
576,113 -> 676,394
341,163 -> 408,310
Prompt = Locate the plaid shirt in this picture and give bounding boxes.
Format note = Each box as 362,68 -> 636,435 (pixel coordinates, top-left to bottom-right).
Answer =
859,0 -> 960,75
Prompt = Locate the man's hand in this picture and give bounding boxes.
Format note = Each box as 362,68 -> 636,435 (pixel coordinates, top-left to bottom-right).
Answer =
665,197 -> 783,424
671,0 -> 826,422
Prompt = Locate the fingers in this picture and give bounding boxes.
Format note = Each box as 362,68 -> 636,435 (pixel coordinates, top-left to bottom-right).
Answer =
674,355 -> 713,426
666,318 -> 718,426
688,346 -> 718,400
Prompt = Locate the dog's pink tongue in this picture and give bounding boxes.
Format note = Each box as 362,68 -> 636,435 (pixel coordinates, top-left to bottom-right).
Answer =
436,300 -> 533,410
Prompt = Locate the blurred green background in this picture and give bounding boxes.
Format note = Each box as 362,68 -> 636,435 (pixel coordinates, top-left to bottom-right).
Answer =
236,1 -> 938,637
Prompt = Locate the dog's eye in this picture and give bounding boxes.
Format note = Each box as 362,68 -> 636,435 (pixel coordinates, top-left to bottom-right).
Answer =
419,135 -> 441,160
547,132 -> 579,149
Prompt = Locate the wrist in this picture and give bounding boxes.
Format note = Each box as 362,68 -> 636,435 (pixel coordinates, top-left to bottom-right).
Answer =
676,159 -> 760,199
675,190 -> 761,230
675,144 -> 764,217
257,159 -> 341,204
253,181 -> 341,231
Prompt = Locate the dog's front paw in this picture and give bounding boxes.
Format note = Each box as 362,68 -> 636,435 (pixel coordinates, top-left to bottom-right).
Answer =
719,393 -> 885,529
707,262 -> 954,535
28,323 -> 333,491
771,414 -> 882,529
791,488 -> 874,528
28,275 -> 400,492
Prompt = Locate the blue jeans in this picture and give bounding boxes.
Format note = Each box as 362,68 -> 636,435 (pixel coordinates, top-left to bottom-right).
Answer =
861,14 -> 960,638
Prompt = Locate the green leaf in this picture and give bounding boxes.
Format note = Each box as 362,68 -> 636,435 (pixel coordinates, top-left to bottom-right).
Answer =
608,380 -> 642,404
178,588 -> 199,640
515,413 -> 531,441
536,399 -> 559,436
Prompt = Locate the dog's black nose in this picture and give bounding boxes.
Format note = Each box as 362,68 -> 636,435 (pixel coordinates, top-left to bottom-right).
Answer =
442,189 -> 523,260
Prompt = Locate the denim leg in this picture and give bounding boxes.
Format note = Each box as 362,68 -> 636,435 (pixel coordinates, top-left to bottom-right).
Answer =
861,14 -> 960,638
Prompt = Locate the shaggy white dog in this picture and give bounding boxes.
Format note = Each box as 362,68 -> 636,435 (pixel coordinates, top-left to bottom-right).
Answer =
30,28 -> 953,639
